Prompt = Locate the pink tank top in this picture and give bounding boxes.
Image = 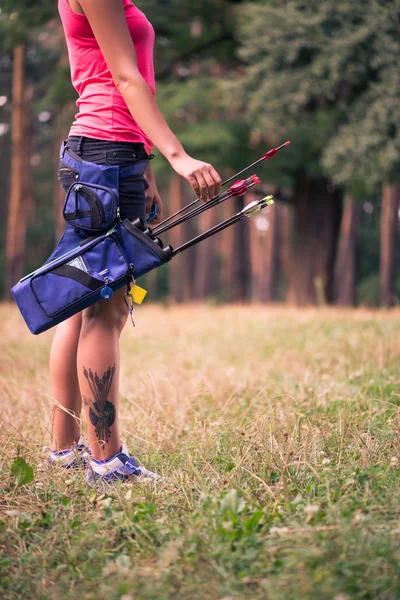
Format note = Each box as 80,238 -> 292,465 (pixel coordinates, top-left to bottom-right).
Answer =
58,0 -> 156,154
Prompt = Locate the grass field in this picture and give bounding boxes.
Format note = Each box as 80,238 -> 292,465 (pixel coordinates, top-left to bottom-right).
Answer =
1,303 -> 400,600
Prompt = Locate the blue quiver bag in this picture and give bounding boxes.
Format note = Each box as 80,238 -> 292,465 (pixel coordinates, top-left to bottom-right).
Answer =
11,142 -> 173,335
11,222 -> 172,335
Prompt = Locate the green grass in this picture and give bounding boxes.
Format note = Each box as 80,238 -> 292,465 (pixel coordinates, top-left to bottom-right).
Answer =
1,304 -> 400,600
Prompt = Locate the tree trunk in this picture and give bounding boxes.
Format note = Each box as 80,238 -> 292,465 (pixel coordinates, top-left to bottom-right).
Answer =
230,196 -> 252,302
219,200 -> 235,302
53,108 -> 68,242
278,203 -> 292,280
182,215 -> 197,301
193,206 -> 218,300
175,185 -> 197,301
276,202 -> 292,300
168,174 -> 186,302
380,182 -> 400,307
5,44 -> 25,298
249,192 -> 262,302
286,178 -> 341,306
23,85 -> 34,225
334,195 -> 360,306
219,196 -> 252,302
53,44 -> 73,243
250,193 -> 279,302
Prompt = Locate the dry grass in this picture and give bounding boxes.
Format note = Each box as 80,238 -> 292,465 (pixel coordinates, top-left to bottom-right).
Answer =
1,303 -> 400,599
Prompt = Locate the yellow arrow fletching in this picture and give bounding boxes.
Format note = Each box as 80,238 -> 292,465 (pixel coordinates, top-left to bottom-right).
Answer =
262,195 -> 274,206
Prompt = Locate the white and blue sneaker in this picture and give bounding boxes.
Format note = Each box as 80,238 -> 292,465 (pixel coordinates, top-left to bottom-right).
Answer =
45,436 -> 91,469
86,443 -> 162,485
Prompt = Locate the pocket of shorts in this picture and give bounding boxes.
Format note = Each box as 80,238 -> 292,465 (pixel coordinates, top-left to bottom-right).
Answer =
106,149 -> 145,163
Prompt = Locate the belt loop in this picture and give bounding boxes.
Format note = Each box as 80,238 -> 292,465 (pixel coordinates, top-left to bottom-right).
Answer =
76,136 -> 84,155
60,140 -> 67,160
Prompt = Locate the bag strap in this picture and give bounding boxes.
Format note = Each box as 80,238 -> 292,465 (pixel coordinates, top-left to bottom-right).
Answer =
64,210 -> 91,221
60,139 -> 83,163
52,264 -> 104,292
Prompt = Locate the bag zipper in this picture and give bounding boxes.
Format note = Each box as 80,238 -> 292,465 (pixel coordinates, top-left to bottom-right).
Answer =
64,182 -> 118,231
19,227 -> 117,283
58,161 -> 79,179
73,184 -> 105,226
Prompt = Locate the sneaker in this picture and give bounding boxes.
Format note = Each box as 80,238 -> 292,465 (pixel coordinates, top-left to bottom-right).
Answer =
86,443 -> 162,485
45,436 -> 91,469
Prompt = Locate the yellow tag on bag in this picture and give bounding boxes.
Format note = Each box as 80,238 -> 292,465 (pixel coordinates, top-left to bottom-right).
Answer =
129,284 -> 147,305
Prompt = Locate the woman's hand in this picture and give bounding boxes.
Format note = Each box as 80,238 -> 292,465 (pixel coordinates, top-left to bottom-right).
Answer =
144,164 -> 163,225
169,151 -> 222,202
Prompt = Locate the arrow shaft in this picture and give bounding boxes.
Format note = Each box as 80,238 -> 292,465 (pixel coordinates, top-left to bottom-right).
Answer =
172,197 -> 271,256
153,188 -> 232,235
222,156 -> 265,187
172,214 -> 242,255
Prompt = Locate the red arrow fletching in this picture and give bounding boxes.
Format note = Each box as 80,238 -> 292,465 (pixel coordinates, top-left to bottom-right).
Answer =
250,174 -> 260,185
262,148 -> 278,161
229,174 -> 261,197
228,179 -> 247,197
262,141 -> 291,162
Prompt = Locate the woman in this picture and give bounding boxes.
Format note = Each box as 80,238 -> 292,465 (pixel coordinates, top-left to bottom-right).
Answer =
48,0 -> 221,483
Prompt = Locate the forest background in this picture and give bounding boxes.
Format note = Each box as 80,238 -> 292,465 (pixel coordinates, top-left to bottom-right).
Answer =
0,0 -> 399,307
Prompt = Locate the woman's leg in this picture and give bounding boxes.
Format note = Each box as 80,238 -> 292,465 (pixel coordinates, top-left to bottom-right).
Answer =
50,313 -> 83,449
77,288 -> 127,461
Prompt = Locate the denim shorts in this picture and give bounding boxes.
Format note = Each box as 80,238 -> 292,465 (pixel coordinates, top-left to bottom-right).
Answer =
58,136 -> 150,222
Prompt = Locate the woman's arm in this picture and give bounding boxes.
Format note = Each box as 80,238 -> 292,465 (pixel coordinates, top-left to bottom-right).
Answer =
78,0 -> 221,201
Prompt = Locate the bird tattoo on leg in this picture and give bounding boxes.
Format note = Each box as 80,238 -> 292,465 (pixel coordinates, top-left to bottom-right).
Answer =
83,365 -> 116,446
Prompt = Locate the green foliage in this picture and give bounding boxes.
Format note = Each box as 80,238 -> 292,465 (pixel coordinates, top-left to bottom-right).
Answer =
233,0 -> 400,191
323,75 -> 400,189
0,0 -> 57,48
358,273 -> 400,307
139,0 -> 239,67
322,0 -> 400,187
40,63 -> 77,110
156,77 -> 248,172
145,0 -> 251,182
233,1 -> 360,152
10,456 -> 34,487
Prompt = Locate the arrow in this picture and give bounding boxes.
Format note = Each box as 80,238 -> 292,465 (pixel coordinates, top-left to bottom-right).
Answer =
153,174 -> 261,236
172,196 -> 274,255
154,141 -> 290,230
